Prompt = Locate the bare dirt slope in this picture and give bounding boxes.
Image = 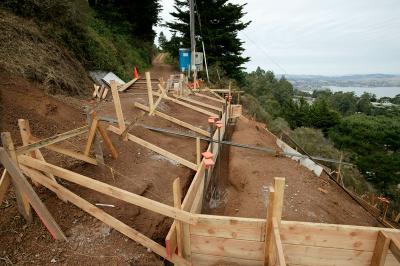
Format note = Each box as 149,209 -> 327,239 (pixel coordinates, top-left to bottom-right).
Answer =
0,56 -> 220,265
207,116 -> 379,227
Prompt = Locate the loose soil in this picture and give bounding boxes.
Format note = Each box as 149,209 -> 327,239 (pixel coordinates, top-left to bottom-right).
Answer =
0,56 -> 380,266
206,116 -> 380,227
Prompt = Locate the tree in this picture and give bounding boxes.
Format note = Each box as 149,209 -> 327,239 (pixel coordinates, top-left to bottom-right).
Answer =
357,92 -> 373,115
328,91 -> 357,116
92,0 -> 161,42
165,0 -> 250,80
158,31 -> 167,50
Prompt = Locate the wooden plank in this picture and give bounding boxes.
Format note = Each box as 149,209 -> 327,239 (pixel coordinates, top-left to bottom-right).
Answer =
108,125 -> 197,170
153,91 -> 218,117
173,178 -> 183,257
146,72 -> 154,112
30,136 -> 98,165
273,177 -> 285,223
21,165 -> 189,266
190,234 -> 264,261
118,77 -> 139,92
371,231 -> 390,266
191,253 -> 263,266
272,218 -> 286,266
0,148 -> 66,240
84,117 -> 99,156
195,93 -> 225,103
196,137 -> 201,166
283,243 -> 399,266
0,169 -> 11,204
134,102 -> 210,137
190,214 -> 265,241
174,95 -> 223,112
97,124 -> 118,159
111,80 -> 126,132
265,186 -> 276,266
17,155 -> 198,225
149,84 -> 166,116
2,132 -> 32,222
16,126 -> 89,155
389,237 -> 400,262
279,221 -> 400,251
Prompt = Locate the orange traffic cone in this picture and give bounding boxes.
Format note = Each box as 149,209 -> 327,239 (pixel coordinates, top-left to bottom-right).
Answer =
133,67 -> 139,79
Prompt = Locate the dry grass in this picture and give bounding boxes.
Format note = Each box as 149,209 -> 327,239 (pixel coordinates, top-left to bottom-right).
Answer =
0,10 -> 92,95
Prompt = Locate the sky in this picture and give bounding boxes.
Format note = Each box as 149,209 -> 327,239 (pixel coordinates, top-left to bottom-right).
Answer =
155,0 -> 400,75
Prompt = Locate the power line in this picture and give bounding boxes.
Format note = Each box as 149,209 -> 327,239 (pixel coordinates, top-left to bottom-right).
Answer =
241,31 -> 288,75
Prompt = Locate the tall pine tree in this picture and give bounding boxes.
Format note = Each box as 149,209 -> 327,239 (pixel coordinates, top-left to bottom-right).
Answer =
166,0 -> 250,81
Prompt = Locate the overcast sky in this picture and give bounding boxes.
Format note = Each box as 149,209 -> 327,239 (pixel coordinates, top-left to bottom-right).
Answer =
155,0 -> 400,75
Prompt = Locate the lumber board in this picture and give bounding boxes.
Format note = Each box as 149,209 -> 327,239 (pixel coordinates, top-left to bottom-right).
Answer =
111,80 -> 126,132
108,125 -> 197,170
146,72 -> 154,112
265,186 -> 276,266
22,164 -> 189,266
153,91 -> 217,117
149,84 -> 166,116
16,126 -> 89,155
173,178 -> 183,257
191,253 -> 263,266
17,155 -> 198,225
279,221 -> 400,252
118,77 -> 139,92
272,218 -> 286,266
389,237 -> 400,262
371,231 -> 390,266
2,132 -> 32,222
190,234 -> 264,261
195,93 -> 225,103
190,214 -> 265,241
0,148 -> 66,240
97,124 -> 118,159
174,95 -> 223,112
29,136 -> 97,165
84,118 -> 99,156
0,169 -> 11,204
282,243 -> 399,266
134,102 -> 210,137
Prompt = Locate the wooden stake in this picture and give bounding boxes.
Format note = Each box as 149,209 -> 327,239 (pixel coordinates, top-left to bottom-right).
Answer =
84,115 -> 99,156
390,237 -> 400,263
146,72 -> 154,112
264,186 -> 275,266
1,132 -> 32,222
0,169 -> 11,204
111,80 -> 126,133
18,119 -> 57,185
0,150 -> 66,240
97,124 -> 118,159
173,178 -> 184,257
196,137 -> 201,166
371,231 -> 390,266
273,177 -> 285,223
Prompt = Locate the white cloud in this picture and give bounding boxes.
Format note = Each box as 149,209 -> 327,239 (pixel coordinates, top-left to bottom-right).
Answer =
156,0 -> 400,75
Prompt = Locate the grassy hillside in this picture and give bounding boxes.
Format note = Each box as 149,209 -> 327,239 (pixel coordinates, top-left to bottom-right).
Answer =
0,0 -> 154,95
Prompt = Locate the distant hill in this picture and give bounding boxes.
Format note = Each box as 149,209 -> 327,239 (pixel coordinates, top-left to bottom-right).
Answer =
282,74 -> 400,89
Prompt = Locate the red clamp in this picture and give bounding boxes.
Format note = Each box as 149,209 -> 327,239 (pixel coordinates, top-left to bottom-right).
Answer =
204,158 -> 215,169
202,151 -> 214,159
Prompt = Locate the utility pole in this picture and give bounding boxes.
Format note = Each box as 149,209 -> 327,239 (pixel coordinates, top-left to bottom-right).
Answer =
189,0 -> 197,85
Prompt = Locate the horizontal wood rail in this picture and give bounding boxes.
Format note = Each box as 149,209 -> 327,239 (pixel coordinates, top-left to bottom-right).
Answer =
16,126 -> 89,155
17,155 -> 198,225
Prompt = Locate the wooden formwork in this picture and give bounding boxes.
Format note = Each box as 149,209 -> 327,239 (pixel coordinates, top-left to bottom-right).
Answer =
1,73 -> 399,266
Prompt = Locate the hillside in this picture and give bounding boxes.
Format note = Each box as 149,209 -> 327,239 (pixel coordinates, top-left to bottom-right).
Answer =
0,0 -> 155,95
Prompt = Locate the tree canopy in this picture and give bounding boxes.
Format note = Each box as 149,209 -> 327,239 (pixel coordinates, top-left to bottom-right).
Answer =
165,0 -> 250,81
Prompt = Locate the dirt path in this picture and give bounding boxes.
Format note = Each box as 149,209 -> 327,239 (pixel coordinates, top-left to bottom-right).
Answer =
206,116 -> 379,226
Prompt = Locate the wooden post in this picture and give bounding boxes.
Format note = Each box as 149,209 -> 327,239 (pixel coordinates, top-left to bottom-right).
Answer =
264,186 -> 275,266
196,137 -> 201,166
146,72 -> 154,112
264,177 -> 285,266
0,148 -> 66,240
371,231 -> 390,266
173,178 -> 183,257
111,80 -> 126,133
1,132 -> 32,222
85,109 -> 105,164
18,119 -> 57,185
84,114 -> 99,156
97,124 -> 118,159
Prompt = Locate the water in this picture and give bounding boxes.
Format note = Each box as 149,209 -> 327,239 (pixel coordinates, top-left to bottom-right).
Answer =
324,86 -> 400,98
